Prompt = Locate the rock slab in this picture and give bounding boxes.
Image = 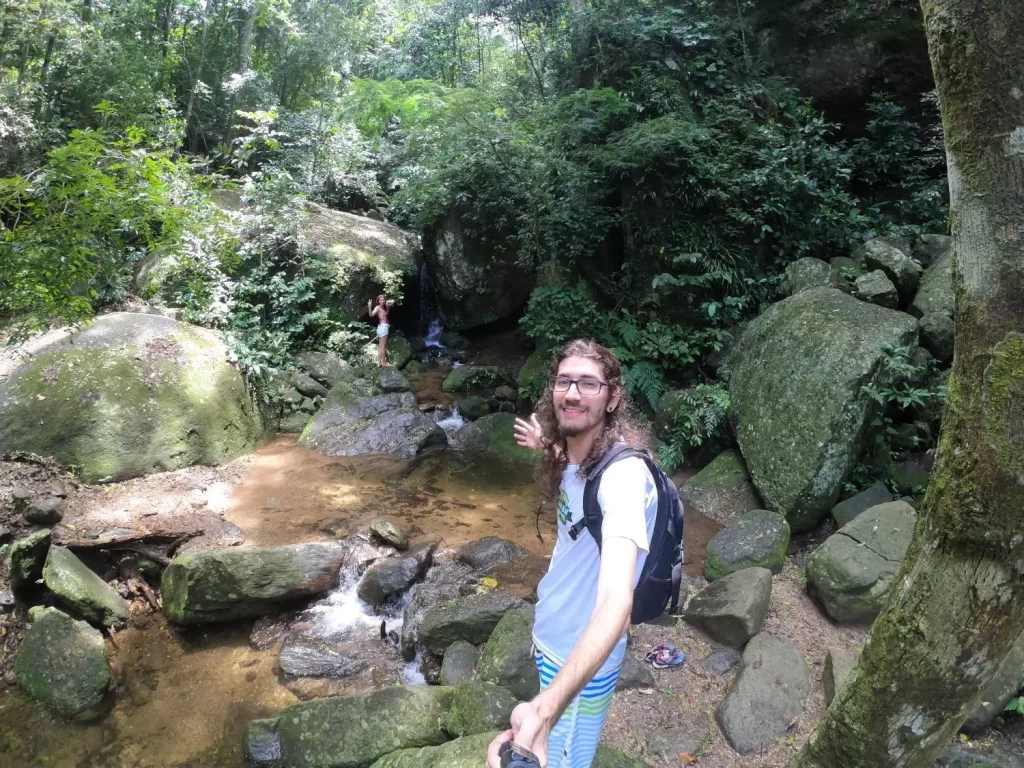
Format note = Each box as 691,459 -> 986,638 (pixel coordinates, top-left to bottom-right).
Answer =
682,567 -> 772,648
356,541 -> 436,606
831,481 -> 893,528
451,413 -> 541,465
704,509 -> 790,581
475,605 -> 540,701
716,633 -> 810,755
824,647 -> 856,705
679,450 -> 761,526
43,545 -> 130,628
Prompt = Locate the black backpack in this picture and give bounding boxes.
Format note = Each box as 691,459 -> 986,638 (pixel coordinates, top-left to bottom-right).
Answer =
567,443 -> 685,624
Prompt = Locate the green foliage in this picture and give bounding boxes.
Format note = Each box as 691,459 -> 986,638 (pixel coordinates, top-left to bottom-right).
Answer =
656,384 -> 731,471
519,282 -> 603,347
1006,684 -> 1024,717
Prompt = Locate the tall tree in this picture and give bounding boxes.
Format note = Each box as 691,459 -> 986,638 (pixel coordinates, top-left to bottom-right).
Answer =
793,1 -> 1024,766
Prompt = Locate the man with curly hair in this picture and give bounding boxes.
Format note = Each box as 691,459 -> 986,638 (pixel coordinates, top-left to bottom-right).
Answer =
487,339 -> 657,768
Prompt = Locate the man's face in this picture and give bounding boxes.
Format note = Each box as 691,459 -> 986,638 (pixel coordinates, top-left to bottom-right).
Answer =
553,356 -> 619,437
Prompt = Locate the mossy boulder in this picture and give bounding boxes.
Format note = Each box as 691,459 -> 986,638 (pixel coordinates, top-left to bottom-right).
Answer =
854,269 -> 899,309
678,450 -> 761,526
14,607 -> 111,720
440,640 -> 480,686
516,347 -> 551,403
911,246 -> 954,318
476,605 -> 540,701
161,542 -> 347,624
442,365 -> 511,393
728,288 -> 918,531
455,395 -> 490,421
456,537 -> 528,572
0,313 -> 264,483
806,501 -> 917,622
856,238 -> 922,304
359,335 -> 414,371
373,366 -> 412,394
301,202 -> 419,321
300,388 -> 446,459
451,413 -> 540,465
831,480 -> 893,528
784,257 -> 832,295
443,679 -> 517,737
293,351 -> 356,389
272,684 -> 454,768
371,519 -> 409,551
7,528 -> 51,596
682,567 -> 772,648
43,546 -> 130,628
369,733 -> 495,768
419,590 -> 527,655
704,510 -> 790,582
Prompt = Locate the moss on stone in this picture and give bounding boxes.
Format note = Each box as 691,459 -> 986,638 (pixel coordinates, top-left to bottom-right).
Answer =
43,545 -> 130,628
443,679 -> 517,737
704,510 -> 791,581
369,733 -> 494,768
516,347 -> 551,403
7,528 -> 51,596
476,605 -> 539,700
442,366 -> 511,393
452,413 -> 540,465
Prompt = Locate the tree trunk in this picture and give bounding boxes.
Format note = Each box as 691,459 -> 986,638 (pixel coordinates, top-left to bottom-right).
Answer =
793,2 -> 1024,766
237,3 -> 254,73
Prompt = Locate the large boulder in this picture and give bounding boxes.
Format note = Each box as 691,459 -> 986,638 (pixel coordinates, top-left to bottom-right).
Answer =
14,607 -> 111,720
716,633 -> 810,755
427,206 -> 534,330
806,501 -> 917,622
373,367 -> 412,394
43,545 -> 130,628
441,365 -> 511,393
516,347 -> 551,403
359,336 -> 414,371
400,561 -> 479,661
293,351 -> 356,389
704,510 -> 790,582
682,567 -> 772,648
356,541 -> 437,606
300,389 -> 446,459
784,257 -> 832,295
418,590 -> 527,655
0,313 -> 264,483
301,202 -> 419,321
856,238 -> 923,304
678,450 -> 761,526
456,537 -> 528,572
476,605 -> 540,701
963,630 -> 1024,733
728,288 -> 918,530
914,234 -> 951,268
831,480 -> 893,528
451,413 -> 540,465
911,245 -> 954,318
7,528 -> 51,596
269,685 -> 453,768
161,542 -> 347,624
443,679 -> 517,737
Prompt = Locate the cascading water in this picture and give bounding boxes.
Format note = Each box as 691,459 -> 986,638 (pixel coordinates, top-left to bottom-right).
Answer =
418,263 -> 445,348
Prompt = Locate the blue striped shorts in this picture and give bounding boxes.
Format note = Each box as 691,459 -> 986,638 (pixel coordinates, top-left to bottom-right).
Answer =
535,650 -> 622,768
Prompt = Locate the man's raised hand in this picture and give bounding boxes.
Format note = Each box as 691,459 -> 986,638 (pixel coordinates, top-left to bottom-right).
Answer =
514,414 -> 544,451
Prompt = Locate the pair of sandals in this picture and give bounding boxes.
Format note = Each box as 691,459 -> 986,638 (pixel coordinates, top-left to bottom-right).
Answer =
644,643 -> 686,669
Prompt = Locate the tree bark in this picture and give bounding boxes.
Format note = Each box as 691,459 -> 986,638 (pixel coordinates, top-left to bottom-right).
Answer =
793,1 -> 1024,766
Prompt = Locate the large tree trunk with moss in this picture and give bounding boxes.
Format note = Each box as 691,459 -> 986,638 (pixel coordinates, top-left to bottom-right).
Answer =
792,1 -> 1024,767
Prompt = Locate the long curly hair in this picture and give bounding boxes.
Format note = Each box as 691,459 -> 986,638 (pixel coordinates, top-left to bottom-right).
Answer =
535,339 -> 651,503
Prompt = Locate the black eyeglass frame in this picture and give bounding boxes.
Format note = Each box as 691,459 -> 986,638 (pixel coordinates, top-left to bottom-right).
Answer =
547,375 -> 610,395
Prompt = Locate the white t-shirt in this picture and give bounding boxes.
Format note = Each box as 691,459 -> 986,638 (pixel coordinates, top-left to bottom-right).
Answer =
532,456 -> 657,674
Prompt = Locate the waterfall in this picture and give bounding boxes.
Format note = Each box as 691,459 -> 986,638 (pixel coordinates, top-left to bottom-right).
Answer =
418,263 -> 444,345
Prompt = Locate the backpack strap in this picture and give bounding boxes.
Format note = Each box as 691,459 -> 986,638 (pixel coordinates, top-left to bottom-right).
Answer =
568,443 -> 643,548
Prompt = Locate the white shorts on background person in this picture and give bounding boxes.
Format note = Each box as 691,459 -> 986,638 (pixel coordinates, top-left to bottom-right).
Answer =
376,323 -> 389,337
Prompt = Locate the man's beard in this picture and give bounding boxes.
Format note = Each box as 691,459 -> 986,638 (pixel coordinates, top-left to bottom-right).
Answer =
556,405 -> 601,438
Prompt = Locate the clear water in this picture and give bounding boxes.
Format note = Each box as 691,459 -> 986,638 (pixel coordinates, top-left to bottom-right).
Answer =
424,318 -> 444,348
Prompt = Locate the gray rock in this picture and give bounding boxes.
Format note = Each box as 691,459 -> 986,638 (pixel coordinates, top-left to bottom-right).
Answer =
7,528 -> 51,595
293,351 -> 355,388
456,537 -> 528,572
455,395 -> 490,421
300,389 -> 447,459
370,519 -> 409,551
704,509 -> 790,581
0,589 -> 15,610
292,371 -> 329,399
716,633 -> 810,755
785,257 -> 832,295
824,647 -> 856,705
14,607 -> 111,720
451,413 -> 540,465
935,745 -> 1024,768
299,397 -> 317,414
682,567 -> 772,648
963,629 -> 1024,733
494,385 -> 517,401
679,450 -> 762,526
647,712 -> 712,763
245,717 -> 283,767
356,541 -> 437,606
914,234 -> 951,268
831,481 -> 894,528
43,545 -> 130,628
279,411 -> 310,434
161,542 -> 347,624
400,561 -> 479,661
0,525 -> 11,544
700,648 -> 741,676
911,246 -> 954,318
476,605 -> 540,701
829,256 -> 863,288
857,238 -> 922,303
854,269 -> 899,309
920,312 -> 955,362
440,640 -> 480,686
806,501 -> 917,622
728,288 -> 918,531
279,640 -> 366,679
616,655 -> 655,691
890,457 -> 932,496
443,679 -> 517,737
374,367 -> 412,394
442,365 -> 512,393
14,488 -> 65,524
419,590 -> 527,656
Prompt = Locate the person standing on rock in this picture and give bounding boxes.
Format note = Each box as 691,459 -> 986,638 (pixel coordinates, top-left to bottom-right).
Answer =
488,339 -> 660,768
368,294 -> 395,367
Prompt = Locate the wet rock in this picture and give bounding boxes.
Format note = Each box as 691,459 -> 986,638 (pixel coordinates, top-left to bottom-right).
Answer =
831,481 -> 893,528
271,684 -> 454,767
14,607 -> 111,720
15,489 -> 64,524
370,519 -> 409,551
293,351 -> 355,389
716,633 -> 809,755
250,616 -> 292,651
920,311 -> 955,362
647,711 -> 712,763
911,246 -> 954,318
853,269 -> 899,309
704,509 -> 790,581
43,545 -> 130,628
476,605 -> 539,701
7,528 -> 51,595
443,679 -> 517,737
300,389 -> 446,459
440,640 -> 480,686
456,537 -> 528,572
336,531 -> 395,566
441,365 -> 511,393
678,450 -> 761,526
616,655 -> 655,691
699,648 -> 741,676
374,367 -> 411,394
400,561 -> 478,661
162,542 -> 347,624
856,238 -> 922,303
963,629 -> 1024,733
728,288 -> 918,531
451,413 -> 540,465
245,717 -> 283,767
806,501 -> 917,622
455,395 -> 490,421
419,589 -> 527,656
824,647 -> 856,705
682,567 -> 772,649
356,541 -> 437,606
784,257 -> 831,295
279,639 -> 367,678
292,372 -> 329,399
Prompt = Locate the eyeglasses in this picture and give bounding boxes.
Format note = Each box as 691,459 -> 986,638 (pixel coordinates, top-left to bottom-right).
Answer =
548,376 -> 609,396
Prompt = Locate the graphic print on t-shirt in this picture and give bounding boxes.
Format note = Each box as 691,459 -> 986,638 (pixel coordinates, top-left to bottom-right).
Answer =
557,489 -> 572,525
